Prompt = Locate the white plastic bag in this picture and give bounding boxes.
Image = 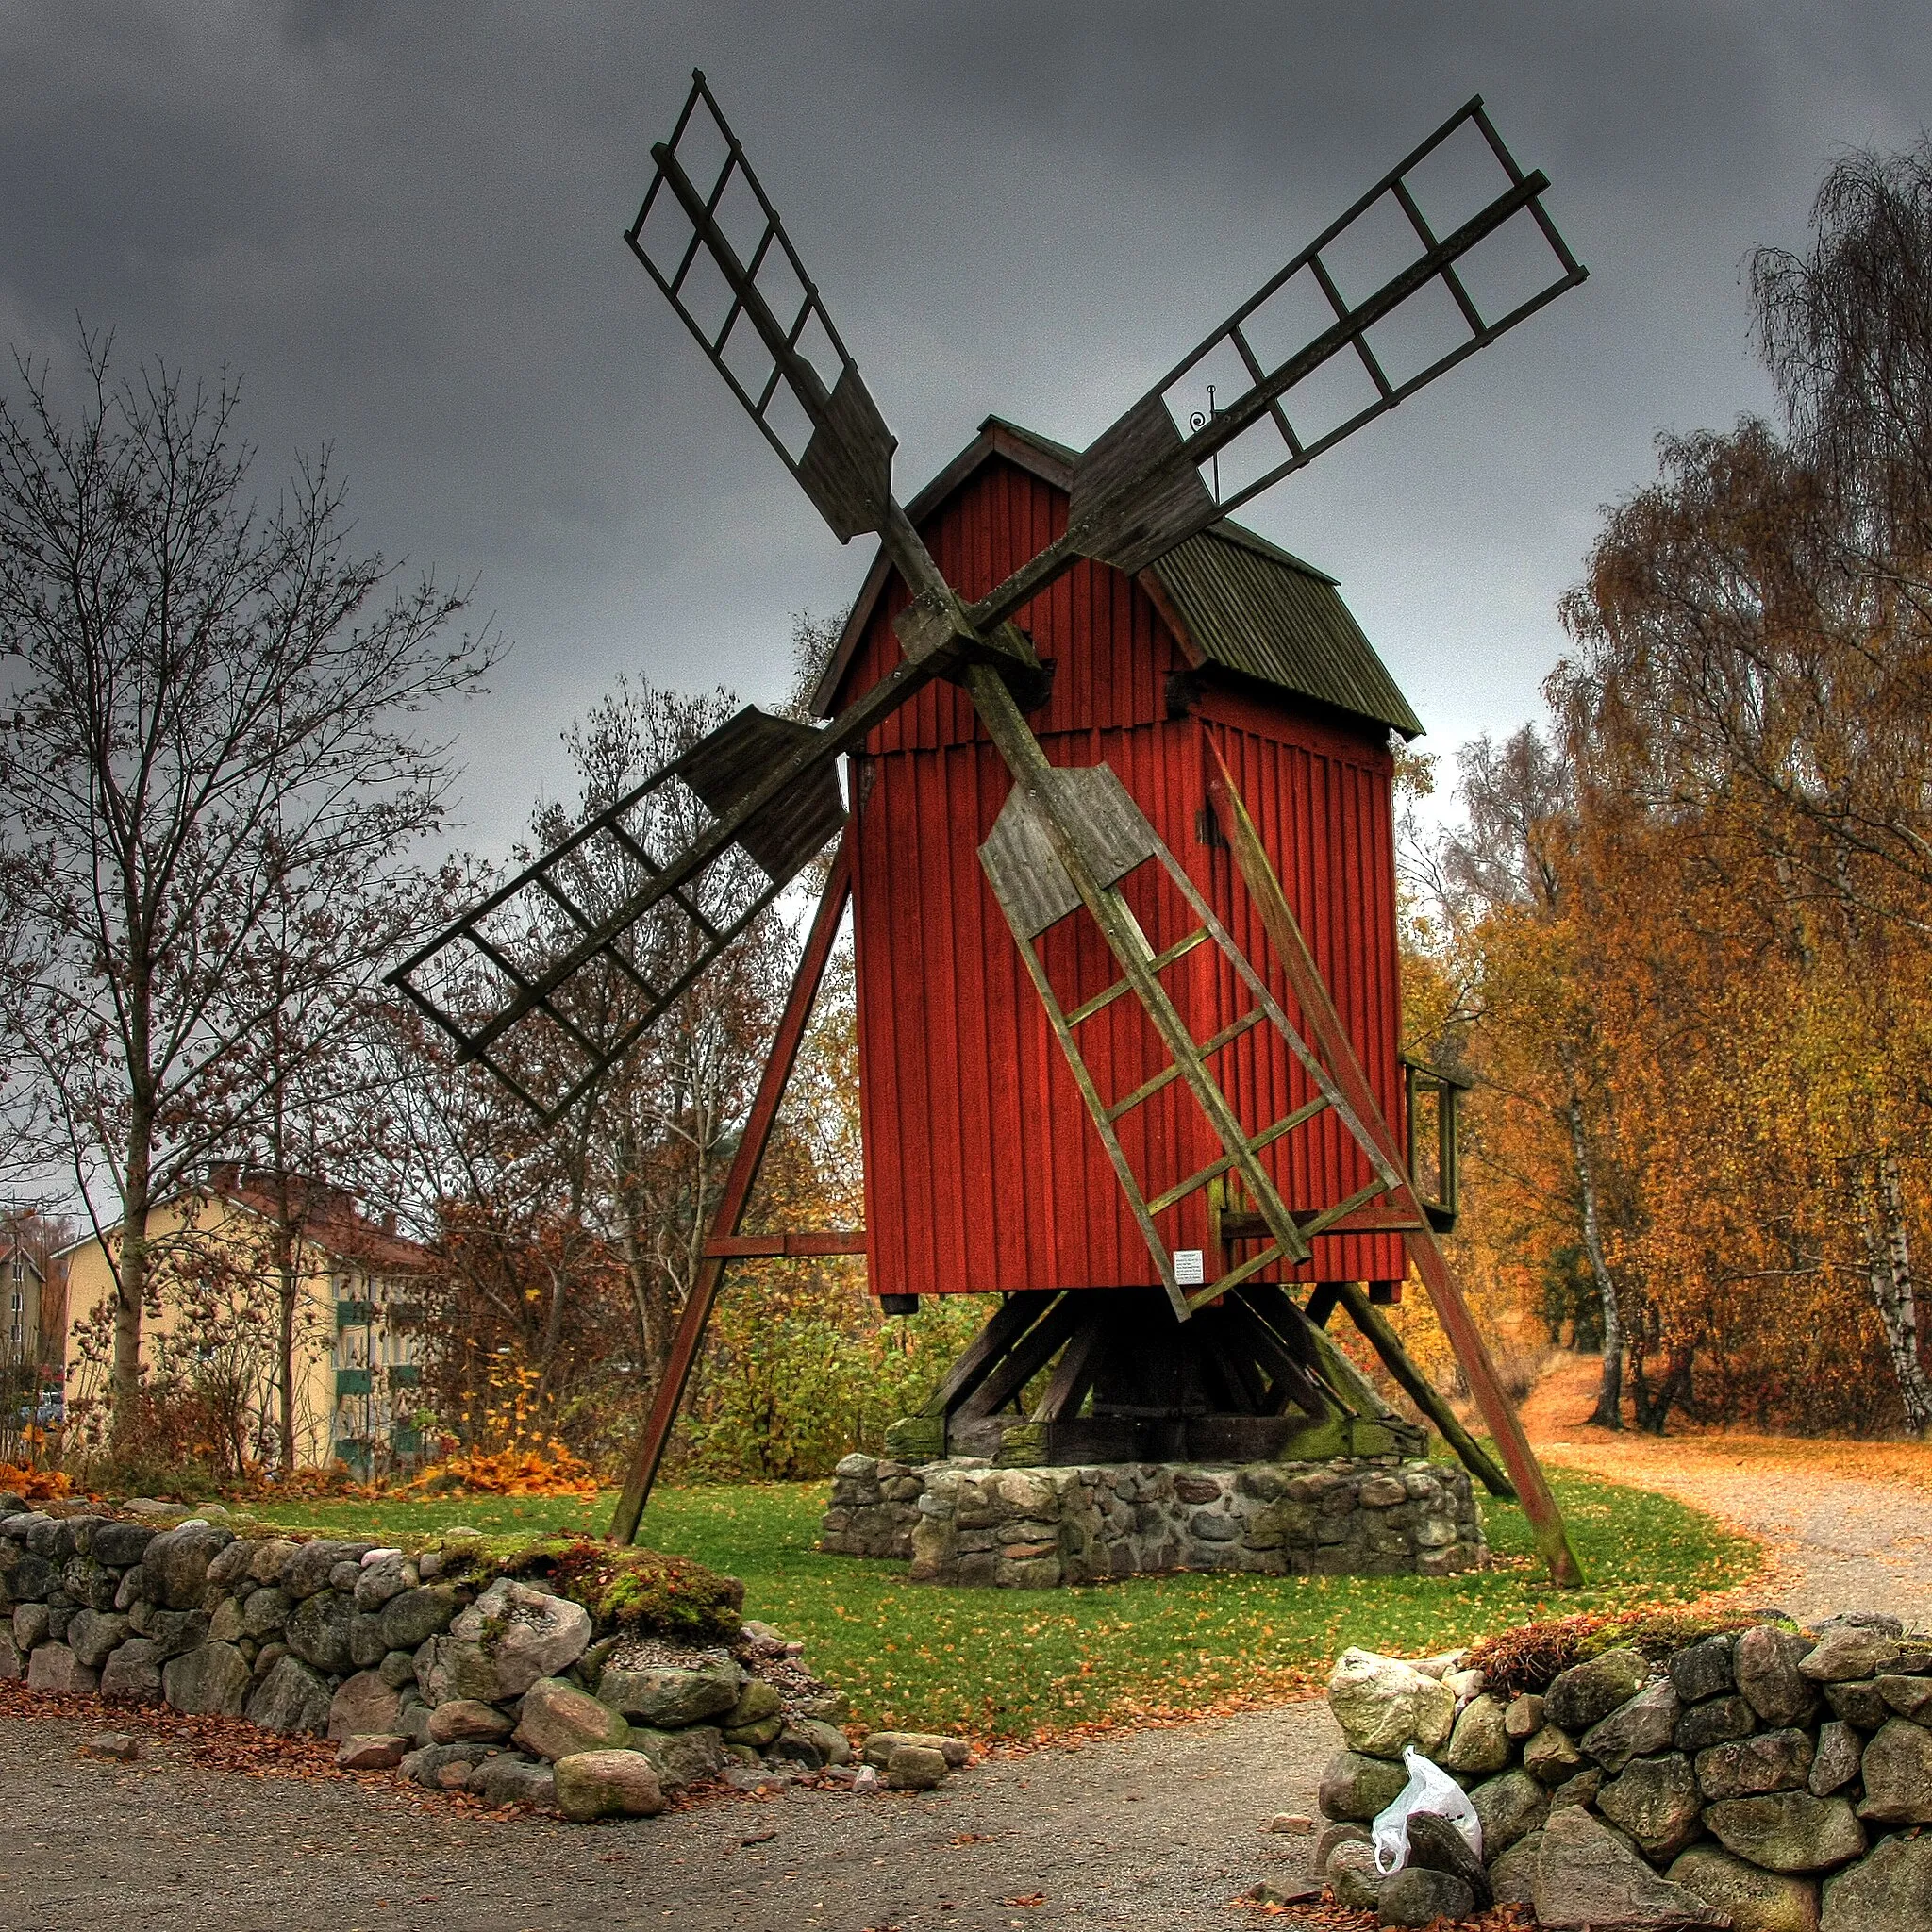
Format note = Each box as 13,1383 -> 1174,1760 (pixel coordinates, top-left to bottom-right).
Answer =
1370,1745 -> 1484,1875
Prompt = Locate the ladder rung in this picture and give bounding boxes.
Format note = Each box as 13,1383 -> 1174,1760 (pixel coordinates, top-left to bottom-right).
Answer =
1065,927 -> 1212,1027
1144,1093 -> 1330,1217
1185,1241 -> 1285,1312
1294,1177 -> 1393,1241
1105,1008 -> 1268,1123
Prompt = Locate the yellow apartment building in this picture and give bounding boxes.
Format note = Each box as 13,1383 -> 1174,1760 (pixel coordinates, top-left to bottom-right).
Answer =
57,1168 -> 433,1474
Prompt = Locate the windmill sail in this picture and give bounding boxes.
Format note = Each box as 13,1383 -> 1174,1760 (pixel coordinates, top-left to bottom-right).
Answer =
626,71 -> 896,544
969,96 -> 1587,619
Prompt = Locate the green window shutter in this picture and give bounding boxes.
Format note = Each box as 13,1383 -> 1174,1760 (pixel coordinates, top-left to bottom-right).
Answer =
391,1424 -> 423,1456
336,1367 -> 374,1398
388,1362 -> 421,1388
336,1300 -> 375,1331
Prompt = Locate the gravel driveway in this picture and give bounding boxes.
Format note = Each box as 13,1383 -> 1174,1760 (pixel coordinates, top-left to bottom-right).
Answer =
1,1697 -> 1343,1932
1522,1353 -> 1932,1626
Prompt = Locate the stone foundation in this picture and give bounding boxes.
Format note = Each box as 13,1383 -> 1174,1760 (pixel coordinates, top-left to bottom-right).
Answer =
821,1453 -> 1484,1588
1318,1614 -> 1932,1928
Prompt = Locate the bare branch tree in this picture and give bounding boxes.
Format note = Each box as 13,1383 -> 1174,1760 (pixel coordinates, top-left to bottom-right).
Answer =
0,332 -> 497,1446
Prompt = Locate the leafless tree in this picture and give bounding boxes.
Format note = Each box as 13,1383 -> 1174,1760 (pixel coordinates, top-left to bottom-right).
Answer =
0,333 -> 495,1447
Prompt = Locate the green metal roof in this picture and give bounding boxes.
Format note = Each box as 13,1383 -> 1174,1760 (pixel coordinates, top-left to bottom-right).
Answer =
1147,521 -> 1423,739
814,416 -> 1424,739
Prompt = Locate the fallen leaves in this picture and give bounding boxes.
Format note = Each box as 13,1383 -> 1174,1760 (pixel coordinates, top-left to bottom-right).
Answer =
1001,1893 -> 1045,1908
0,1463 -> 72,1505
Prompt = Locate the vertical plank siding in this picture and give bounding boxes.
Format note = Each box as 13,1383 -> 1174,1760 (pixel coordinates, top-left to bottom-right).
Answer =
841,457 -> 1407,1297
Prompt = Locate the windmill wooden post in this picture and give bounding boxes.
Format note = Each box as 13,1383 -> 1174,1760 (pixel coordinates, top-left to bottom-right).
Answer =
390,71 -> 1589,1581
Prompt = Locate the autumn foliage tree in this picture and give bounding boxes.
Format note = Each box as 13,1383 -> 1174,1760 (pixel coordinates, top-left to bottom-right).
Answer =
1416,138 -> 1932,1437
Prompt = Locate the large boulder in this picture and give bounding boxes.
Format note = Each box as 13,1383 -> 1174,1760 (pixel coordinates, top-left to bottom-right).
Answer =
285,1590 -> 356,1674
1697,1730 -> 1816,1801
630,1723 -> 725,1790
1678,1695 -> 1757,1754
1405,1810 -> 1491,1910
1586,1682 -> 1685,1773
428,1698 -> 515,1744
511,1675 -> 631,1763
1470,1768 -> 1550,1858
1671,1636 -> 1737,1705
1855,1717 -> 1932,1824
378,1584 -> 459,1655
66,1609 -> 130,1670
474,1754 -> 558,1808
242,1588 -> 292,1639
1442,1692 -> 1512,1775
595,1660 -> 741,1728
90,1521 -> 156,1569
1704,1792 -> 1866,1874
326,1670 -> 402,1741
1377,1868 -> 1474,1927
137,1608 -> 209,1659
1808,1723 -> 1861,1799
246,1656 -> 333,1735
1821,1833 -> 1932,1932
163,1641 -> 251,1717
142,1524 -> 234,1609
1597,1753 -> 1704,1862
1798,1626 -> 1899,1683
1545,1649 -> 1652,1733
1669,1845 -> 1820,1932
446,1579 -> 591,1702
26,1642 -> 98,1696
281,1540 -> 360,1600
1533,1805 -> 1729,1931
1317,1748 -> 1409,1822
1325,1648 -> 1456,1757
1736,1627 -> 1820,1729
554,1749 -> 666,1821
99,1637 -> 164,1704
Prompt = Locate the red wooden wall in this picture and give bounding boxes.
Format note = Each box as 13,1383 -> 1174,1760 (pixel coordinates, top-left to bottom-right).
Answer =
832,456 -> 1407,1299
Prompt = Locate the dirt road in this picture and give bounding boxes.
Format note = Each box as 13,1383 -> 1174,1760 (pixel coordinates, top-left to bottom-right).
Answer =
1,1697 -> 1341,1932
1522,1352 -> 1932,1626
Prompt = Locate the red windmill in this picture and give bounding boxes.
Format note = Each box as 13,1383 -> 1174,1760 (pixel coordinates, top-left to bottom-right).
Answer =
391,73 -> 1588,1583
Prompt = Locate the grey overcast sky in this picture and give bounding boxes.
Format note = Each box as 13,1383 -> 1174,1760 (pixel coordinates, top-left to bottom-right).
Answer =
5,2 -> 1929,853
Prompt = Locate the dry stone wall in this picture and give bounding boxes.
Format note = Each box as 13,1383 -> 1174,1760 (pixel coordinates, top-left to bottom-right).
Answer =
822,1453 -> 1483,1587
1315,1614 -> 1932,1932
0,1494 -> 901,1820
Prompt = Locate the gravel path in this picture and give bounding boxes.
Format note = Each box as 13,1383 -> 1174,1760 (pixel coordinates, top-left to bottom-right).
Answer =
1523,1352 -> 1932,1625
21,1357 -> 1925,1927
1,1697 -> 1343,1932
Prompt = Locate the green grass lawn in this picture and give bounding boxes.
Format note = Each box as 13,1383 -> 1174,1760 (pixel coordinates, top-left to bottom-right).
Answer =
248,1471 -> 1757,1741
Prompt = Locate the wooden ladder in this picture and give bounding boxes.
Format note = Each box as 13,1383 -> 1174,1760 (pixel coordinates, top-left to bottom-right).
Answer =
970,672 -> 1411,1324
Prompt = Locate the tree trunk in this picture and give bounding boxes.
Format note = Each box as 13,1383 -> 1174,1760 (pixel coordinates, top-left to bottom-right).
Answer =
1858,1157 -> 1932,1436
110,1095 -> 156,1452
275,1225 -> 300,1472
1567,1091 -> 1625,1428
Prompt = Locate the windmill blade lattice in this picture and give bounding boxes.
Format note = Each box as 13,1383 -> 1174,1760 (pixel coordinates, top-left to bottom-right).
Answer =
626,71 -> 897,546
387,705 -> 842,1123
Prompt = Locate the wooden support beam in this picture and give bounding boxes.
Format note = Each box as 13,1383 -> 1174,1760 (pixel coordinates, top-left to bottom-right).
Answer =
1033,1307 -> 1109,1422
702,1231 -> 868,1257
957,1291 -> 1088,1419
919,1291 -> 1060,1420
609,838 -> 854,1544
1333,1282 -> 1514,1499
1207,741 -> 1583,1587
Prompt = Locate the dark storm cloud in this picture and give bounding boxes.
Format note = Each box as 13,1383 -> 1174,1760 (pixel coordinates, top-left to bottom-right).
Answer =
5,2 -> 1929,848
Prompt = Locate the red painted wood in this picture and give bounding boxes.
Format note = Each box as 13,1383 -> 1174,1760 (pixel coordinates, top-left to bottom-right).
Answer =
834,454 -> 1408,1298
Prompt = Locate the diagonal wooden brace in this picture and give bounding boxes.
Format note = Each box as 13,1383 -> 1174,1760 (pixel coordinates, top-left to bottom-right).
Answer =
1205,739 -> 1583,1588
608,835 -> 855,1543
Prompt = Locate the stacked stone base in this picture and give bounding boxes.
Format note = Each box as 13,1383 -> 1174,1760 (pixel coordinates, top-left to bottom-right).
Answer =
821,1454 -> 1483,1589
1319,1615 -> 1932,1931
